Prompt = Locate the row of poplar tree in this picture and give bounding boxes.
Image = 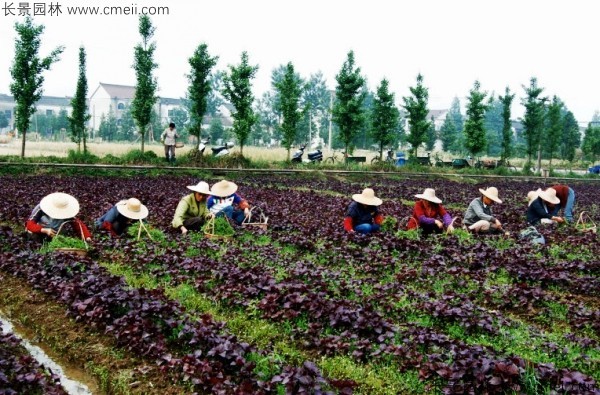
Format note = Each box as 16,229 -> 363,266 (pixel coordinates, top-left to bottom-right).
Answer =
9,15 -> 600,166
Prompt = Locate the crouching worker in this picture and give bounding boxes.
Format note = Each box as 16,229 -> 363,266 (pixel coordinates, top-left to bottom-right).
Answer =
172,181 -> 211,235
344,188 -> 384,234
207,180 -> 249,225
96,198 -> 149,237
463,187 -> 505,234
527,188 -> 564,226
26,192 -> 92,243
408,188 -> 454,236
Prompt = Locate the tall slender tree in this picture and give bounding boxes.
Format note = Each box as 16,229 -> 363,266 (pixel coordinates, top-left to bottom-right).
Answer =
274,62 -> 304,160
521,77 -> 546,168
332,51 -> 366,155
10,16 -> 63,158
131,15 -> 158,153
582,123 -> 600,163
463,81 -> 488,157
560,111 -> 580,162
403,74 -> 432,158
68,46 -> 90,154
187,43 -> 218,143
498,87 -> 515,161
370,78 -> 400,160
221,51 -> 259,155
439,97 -> 463,153
545,96 -> 563,169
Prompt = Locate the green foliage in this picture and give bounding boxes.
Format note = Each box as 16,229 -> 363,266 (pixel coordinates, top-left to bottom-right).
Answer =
560,111 -> 580,162
66,149 -> 100,164
187,43 -> 218,139
521,77 -> 546,162
370,78 -> 400,159
127,222 -> 166,242
274,62 -> 304,159
221,51 -> 259,155
121,149 -> 159,164
97,110 -> 118,142
581,123 -> 600,162
483,97 -> 503,156
498,87 -> 515,161
380,216 -> 398,233
545,96 -> 563,168
209,118 -> 225,143
131,15 -> 158,153
40,235 -> 86,253
202,216 -> 235,237
402,74 -> 432,157
463,80 -> 488,157
332,51 -> 366,155
10,16 -> 64,158
68,46 -> 91,154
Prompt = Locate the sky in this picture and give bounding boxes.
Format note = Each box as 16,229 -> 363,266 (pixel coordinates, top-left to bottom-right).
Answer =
0,0 -> 599,125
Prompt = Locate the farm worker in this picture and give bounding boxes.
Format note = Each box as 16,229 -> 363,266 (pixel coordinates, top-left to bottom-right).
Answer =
207,180 -> 250,225
343,188 -> 384,234
95,198 -> 149,237
407,188 -> 454,236
160,122 -> 179,163
172,181 -> 211,235
549,184 -> 576,222
26,192 -> 92,243
527,188 -> 564,226
463,187 -> 505,234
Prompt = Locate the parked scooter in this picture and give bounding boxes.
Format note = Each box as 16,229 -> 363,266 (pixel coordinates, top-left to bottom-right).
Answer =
212,142 -> 234,157
291,144 -> 306,163
291,144 -> 323,163
198,136 -> 210,154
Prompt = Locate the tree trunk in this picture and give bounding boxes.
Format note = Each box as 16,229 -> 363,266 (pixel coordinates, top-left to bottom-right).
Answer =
287,148 -> 290,161
20,130 -> 26,158
141,127 -> 145,153
379,143 -> 384,162
537,142 -> 542,174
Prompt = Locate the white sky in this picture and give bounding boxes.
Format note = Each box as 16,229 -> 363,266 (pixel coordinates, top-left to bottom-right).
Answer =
0,0 -> 599,124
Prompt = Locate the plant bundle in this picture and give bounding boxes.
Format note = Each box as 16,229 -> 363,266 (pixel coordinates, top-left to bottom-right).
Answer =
40,235 -> 87,253
380,216 -> 398,232
126,221 -> 165,242
202,216 -> 235,238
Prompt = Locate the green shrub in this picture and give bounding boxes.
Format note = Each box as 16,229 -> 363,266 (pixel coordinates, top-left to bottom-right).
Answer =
67,149 -> 100,164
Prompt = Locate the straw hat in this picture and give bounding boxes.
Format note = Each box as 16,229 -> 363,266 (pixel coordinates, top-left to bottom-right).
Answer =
116,198 -> 149,220
40,192 -> 80,219
210,180 -> 238,197
187,181 -> 211,195
415,188 -> 442,204
527,189 -> 542,206
479,187 -> 502,204
538,187 -> 560,205
352,188 -> 383,206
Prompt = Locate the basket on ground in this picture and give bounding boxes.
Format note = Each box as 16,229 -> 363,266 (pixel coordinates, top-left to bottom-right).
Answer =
576,211 -> 597,234
202,215 -> 235,239
242,206 -> 269,231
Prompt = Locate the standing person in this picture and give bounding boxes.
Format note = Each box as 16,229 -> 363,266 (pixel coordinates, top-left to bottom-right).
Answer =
343,188 -> 384,234
527,188 -> 564,225
172,181 -> 211,235
407,188 -> 454,236
26,192 -> 92,243
96,198 -> 149,237
549,184 -> 576,222
207,180 -> 250,225
463,187 -> 505,234
160,122 -> 179,163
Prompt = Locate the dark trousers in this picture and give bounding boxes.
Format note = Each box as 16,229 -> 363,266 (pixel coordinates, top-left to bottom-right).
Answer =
165,145 -> 176,161
183,217 -> 206,231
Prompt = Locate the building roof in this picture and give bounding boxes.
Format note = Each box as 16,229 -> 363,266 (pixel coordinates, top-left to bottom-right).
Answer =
427,109 -> 448,120
95,83 -> 136,99
0,93 -> 71,107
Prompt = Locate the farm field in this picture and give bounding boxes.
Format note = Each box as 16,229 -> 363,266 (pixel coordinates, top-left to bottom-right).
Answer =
0,171 -> 598,394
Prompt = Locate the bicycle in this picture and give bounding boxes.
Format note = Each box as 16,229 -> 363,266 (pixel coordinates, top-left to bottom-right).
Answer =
325,149 -> 347,164
371,149 -> 395,165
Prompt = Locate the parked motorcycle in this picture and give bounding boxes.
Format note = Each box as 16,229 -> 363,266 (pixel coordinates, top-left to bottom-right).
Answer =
212,142 -> 234,157
198,136 -> 210,154
291,144 -> 323,163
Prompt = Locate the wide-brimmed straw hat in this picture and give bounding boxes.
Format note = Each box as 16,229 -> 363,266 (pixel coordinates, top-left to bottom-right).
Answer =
210,180 -> 238,197
538,187 -> 560,205
415,188 -> 442,204
527,188 -> 542,206
479,187 -> 502,204
352,188 -> 383,206
187,181 -> 211,195
40,192 -> 80,219
116,198 -> 149,220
